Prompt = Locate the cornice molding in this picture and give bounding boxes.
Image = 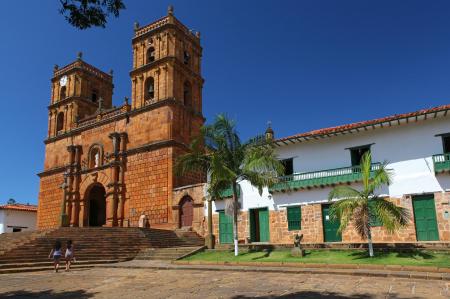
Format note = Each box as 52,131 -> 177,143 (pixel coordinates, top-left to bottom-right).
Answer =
37,139 -> 188,178
44,98 -> 204,144
133,22 -> 202,50
37,166 -> 66,178
48,96 -> 98,110
129,56 -> 204,83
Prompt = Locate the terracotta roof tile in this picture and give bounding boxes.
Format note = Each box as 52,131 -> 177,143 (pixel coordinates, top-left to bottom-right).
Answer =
0,204 -> 38,212
276,103 -> 450,144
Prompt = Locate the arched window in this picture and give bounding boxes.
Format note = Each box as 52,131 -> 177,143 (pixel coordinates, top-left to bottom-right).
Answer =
60,86 -> 66,100
183,51 -> 190,65
183,81 -> 192,106
89,146 -> 102,168
91,90 -> 98,103
147,47 -> 155,64
56,112 -> 64,133
145,77 -> 155,99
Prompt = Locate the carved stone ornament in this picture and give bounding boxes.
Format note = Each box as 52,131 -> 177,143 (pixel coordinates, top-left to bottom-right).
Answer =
91,172 -> 98,182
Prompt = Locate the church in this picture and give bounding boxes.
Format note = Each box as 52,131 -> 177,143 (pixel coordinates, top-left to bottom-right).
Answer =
37,6 -> 206,232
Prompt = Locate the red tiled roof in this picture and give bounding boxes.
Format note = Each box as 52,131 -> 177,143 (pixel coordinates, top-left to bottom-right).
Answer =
0,204 -> 38,212
275,104 -> 450,145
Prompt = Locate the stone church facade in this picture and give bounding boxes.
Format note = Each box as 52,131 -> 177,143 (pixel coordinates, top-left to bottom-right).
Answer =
37,7 -> 207,233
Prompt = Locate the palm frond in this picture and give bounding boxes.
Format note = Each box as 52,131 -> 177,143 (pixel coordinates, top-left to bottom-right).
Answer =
174,134 -> 210,176
212,114 -> 241,153
360,151 -> 372,191
242,144 -> 284,176
368,162 -> 392,194
329,198 -> 361,232
328,186 -> 361,201
372,197 -> 410,233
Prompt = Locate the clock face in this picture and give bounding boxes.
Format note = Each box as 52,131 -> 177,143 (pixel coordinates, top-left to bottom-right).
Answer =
60,75 -> 68,87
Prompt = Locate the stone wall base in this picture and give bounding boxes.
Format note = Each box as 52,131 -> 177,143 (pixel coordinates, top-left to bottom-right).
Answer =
208,192 -> 450,245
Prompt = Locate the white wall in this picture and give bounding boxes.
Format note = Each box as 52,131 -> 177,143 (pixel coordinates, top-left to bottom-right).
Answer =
0,210 -> 37,234
0,211 -> 5,234
209,116 -> 450,214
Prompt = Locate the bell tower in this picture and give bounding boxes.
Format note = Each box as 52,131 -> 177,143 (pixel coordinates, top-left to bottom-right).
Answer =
48,52 -> 113,138
130,5 -> 203,113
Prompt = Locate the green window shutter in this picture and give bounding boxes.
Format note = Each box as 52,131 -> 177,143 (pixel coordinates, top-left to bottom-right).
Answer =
287,206 -> 301,230
219,211 -> 233,244
368,200 -> 382,227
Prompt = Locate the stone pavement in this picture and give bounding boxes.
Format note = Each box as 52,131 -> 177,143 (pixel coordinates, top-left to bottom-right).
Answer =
0,266 -> 448,298
99,259 -> 450,281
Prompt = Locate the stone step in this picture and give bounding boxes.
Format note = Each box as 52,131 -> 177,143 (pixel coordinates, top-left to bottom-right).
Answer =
4,245 -> 144,251
0,253 -> 137,262
0,259 -> 121,270
0,261 -> 118,274
0,254 -> 130,261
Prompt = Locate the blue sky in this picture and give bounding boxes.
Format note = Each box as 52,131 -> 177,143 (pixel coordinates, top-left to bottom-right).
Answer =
1,0 -> 450,204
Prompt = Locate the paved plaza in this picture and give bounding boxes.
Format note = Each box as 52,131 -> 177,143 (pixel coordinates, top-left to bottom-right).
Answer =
0,267 -> 448,299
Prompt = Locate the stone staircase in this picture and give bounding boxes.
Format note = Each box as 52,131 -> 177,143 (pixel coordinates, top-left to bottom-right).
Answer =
0,230 -> 51,255
0,227 -> 204,273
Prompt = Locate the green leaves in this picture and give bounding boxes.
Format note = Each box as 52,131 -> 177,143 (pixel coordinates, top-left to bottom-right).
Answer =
59,0 -> 126,30
370,197 -> 410,233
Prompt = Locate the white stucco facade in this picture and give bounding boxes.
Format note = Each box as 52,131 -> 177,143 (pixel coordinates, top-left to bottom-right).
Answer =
0,208 -> 37,234
208,111 -> 450,214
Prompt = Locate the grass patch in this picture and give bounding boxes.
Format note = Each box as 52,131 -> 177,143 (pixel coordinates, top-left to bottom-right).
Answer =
183,249 -> 450,268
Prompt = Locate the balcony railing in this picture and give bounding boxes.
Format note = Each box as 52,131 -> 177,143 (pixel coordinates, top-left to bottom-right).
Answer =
270,163 -> 382,192
433,153 -> 450,173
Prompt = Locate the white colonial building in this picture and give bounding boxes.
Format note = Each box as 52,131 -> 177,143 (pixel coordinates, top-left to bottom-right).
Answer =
0,204 -> 37,234
209,104 -> 450,245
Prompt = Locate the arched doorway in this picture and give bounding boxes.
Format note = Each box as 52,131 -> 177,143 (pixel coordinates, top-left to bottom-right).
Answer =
87,184 -> 106,227
179,196 -> 193,227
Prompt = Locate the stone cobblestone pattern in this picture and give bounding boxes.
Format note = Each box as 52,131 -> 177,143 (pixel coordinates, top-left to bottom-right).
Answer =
0,267 -> 448,298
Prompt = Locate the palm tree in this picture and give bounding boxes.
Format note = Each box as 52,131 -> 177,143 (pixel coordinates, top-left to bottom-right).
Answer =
328,152 -> 410,257
176,114 -> 284,256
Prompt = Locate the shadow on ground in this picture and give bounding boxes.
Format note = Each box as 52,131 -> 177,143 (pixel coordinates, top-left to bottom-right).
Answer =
0,289 -> 95,299
349,249 -> 435,260
232,291 -> 423,299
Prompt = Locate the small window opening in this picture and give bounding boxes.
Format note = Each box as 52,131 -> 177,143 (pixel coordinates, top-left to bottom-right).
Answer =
145,77 -> 155,99
12,228 -> 22,233
56,112 -> 64,133
147,47 -> 155,63
60,86 -> 66,100
183,51 -> 190,65
280,158 -> 294,176
350,146 -> 371,166
91,90 -> 98,103
183,81 -> 192,106
443,136 -> 450,153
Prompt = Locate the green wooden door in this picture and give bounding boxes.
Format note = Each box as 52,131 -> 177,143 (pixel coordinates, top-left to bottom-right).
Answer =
322,205 -> 342,242
249,208 -> 270,242
413,196 -> 439,241
258,208 -> 270,242
219,211 -> 233,244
